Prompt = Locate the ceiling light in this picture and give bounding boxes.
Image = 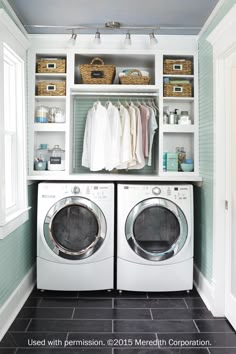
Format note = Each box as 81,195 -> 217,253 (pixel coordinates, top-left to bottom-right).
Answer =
149,32 -> 158,48
93,30 -> 101,46
124,32 -> 132,48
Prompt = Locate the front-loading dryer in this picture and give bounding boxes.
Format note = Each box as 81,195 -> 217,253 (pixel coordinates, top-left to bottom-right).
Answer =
37,182 -> 114,291
117,184 -> 193,292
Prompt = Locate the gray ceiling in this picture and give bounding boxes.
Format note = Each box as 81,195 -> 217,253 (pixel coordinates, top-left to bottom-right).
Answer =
7,0 -> 220,35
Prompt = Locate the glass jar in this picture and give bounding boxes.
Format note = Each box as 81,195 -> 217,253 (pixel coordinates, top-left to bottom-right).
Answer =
48,145 -> 65,171
34,144 -> 49,170
35,106 -> 48,123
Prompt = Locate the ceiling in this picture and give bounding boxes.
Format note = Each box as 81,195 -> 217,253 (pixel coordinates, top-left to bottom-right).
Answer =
7,0 -> 220,35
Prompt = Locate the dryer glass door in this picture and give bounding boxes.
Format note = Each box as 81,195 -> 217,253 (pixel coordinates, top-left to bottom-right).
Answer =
44,197 -> 106,260
126,198 -> 188,261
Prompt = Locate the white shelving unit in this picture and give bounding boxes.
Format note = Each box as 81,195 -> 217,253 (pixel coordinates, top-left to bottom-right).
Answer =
27,42 -> 201,182
158,53 -> 199,178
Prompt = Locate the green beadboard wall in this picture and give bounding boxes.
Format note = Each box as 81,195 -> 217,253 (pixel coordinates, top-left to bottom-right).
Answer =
0,183 -> 37,307
196,0 -> 236,281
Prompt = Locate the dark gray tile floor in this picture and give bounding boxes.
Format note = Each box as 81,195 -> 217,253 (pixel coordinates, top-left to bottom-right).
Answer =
0,287 -> 235,353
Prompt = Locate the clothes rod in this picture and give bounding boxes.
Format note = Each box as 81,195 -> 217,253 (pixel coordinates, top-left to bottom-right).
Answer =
71,92 -> 158,97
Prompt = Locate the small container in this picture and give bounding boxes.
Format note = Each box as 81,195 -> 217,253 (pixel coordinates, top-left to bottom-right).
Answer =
163,113 -> 169,124
48,107 -> 65,123
169,112 -> 175,124
35,106 -> 48,123
48,145 -> 65,171
178,110 -> 191,125
166,152 -> 178,172
34,144 -> 49,170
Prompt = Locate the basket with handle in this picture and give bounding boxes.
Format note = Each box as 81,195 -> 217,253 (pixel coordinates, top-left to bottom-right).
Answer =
79,57 -> 116,84
119,69 -> 150,85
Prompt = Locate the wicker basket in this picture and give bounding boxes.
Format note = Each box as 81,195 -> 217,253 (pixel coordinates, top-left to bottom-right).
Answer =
36,81 -> 66,96
163,59 -> 192,75
79,57 -> 116,84
37,58 -> 66,73
119,69 -> 150,85
164,83 -> 192,97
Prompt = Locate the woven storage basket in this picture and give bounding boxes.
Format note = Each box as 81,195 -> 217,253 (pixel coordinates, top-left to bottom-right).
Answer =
79,57 -> 116,84
164,83 -> 192,97
163,59 -> 192,75
37,58 -> 66,73
119,69 -> 150,85
37,81 -> 66,96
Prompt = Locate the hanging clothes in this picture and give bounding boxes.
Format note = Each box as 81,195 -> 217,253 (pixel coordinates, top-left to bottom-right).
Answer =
82,101 -> 111,171
147,106 -> 158,166
116,104 -> 132,169
106,102 -> 122,171
128,103 -> 145,170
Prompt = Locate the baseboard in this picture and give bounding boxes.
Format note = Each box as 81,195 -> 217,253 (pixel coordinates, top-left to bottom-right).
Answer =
0,264 -> 36,341
193,264 -> 215,313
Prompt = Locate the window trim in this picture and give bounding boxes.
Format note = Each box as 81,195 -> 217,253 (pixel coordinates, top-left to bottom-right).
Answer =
0,9 -> 29,239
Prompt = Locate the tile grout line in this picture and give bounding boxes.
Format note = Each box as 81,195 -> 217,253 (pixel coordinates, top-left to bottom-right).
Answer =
71,307 -> 75,319
183,298 -> 189,309
193,319 -> 200,333
112,319 -> 114,333
207,348 -> 211,354
24,318 -> 32,332
150,308 -> 154,320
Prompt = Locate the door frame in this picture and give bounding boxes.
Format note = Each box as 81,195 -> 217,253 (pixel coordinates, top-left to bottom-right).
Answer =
207,4 -> 236,317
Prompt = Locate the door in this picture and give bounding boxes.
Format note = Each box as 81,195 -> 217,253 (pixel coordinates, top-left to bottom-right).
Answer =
43,196 -> 106,260
225,55 -> 236,329
125,197 -> 188,261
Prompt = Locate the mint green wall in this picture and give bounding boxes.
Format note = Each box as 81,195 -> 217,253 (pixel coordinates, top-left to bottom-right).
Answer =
0,183 -> 37,307
196,0 -> 236,281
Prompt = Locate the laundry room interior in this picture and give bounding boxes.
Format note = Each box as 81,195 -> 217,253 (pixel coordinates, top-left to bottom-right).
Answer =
1,0 -> 236,352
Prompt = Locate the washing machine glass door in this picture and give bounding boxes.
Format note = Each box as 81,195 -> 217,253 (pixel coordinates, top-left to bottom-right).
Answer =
44,197 -> 106,260
126,198 -> 188,261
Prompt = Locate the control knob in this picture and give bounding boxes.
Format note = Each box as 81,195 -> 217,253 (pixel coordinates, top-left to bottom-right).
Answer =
152,187 -> 161,195
72,186 -> 80,194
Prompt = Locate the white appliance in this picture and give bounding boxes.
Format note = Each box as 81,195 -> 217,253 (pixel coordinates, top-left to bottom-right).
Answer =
37,182 -> 114,291
117,184 -> 193,292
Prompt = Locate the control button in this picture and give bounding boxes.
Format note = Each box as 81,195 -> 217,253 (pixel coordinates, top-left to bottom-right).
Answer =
152,187 -> 161,195
72,186 -> 80,194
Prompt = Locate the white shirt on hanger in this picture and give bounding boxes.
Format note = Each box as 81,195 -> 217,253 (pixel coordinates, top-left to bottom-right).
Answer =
106,102 -> 122,171
128,104 -> 145,170
82,101 -> 111,171
116,104 -> 132,169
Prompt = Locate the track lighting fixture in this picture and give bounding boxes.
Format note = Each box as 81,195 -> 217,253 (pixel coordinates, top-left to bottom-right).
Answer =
93,30 -> 101,47
68,31 -> 77,47
149,32 -> 158,48
124,32 -> 132,48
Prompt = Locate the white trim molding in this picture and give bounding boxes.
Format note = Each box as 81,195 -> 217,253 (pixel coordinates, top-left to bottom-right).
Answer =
206,3 -> 236,317
193,265 -> 215,312
0,265 -> 36,341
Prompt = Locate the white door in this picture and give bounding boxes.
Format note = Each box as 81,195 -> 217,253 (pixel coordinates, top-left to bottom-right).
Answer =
225,54 -> 236,329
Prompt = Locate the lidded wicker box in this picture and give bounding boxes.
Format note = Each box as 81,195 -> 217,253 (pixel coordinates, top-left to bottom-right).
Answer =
37,58 -> 66,73
36,81 -> 66,96
163,58 -> 192,75
79,57 -> 116,84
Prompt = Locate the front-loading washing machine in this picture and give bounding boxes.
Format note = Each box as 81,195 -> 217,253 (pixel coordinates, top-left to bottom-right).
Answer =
117,184 -> 193,292
37,182 -> 114,291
